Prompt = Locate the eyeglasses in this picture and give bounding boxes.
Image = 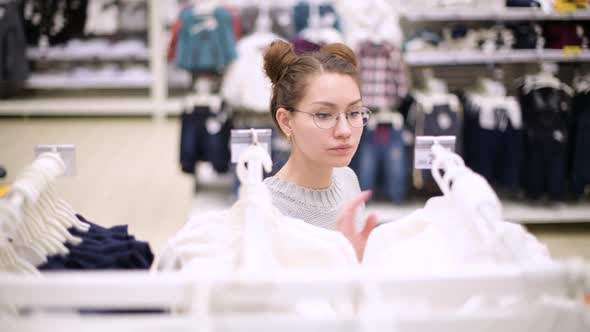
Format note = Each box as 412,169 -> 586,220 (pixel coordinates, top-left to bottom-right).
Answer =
287,107 -> 372,129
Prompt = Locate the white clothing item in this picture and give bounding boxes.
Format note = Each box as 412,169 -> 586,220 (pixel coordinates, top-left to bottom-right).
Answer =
414,92 -> 460,114
85,0 -> 119,35
335,0 -> 402,48
109,39 -> 148,59
119,65 -> 151,87
364,194 -> 551,272
65,39 -> 110,58
158,181 -> 357,274
118,2 -> 148,32
468,95 -> 522,130
27,72 -> 69,88
221,32 -> 279,112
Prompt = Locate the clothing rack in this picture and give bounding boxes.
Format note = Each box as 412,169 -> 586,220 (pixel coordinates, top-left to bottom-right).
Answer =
0,263 -> 588,332
1,140 -> 589,331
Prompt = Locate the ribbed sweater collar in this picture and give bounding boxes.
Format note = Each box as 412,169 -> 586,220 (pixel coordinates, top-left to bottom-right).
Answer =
263,174 -> 345,209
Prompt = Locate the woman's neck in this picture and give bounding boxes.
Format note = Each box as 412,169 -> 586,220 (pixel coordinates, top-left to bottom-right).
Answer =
275,152 -> 333,189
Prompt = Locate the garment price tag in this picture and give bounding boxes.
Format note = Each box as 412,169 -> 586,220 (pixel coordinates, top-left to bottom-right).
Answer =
230,129 -> 272,163
34,145 -> 77,176
414,136 -> 456,170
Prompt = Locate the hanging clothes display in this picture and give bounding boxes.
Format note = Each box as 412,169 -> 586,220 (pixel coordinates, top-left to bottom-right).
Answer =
171,6 -> 237,73
356,114 -> 408,203
0,152 -> 154,274
84,0 -> 118,36
542,22 -> 583,49
363,148 -> 551,271
240,5 -> 294,39
20,0 -> 89,46
0,0 -> 29,99
117,0 -> 147,33
569,76 -> 590,198
334,0 -> 403,53
461,84 -> 524,192
159,147 -> 357,273
292,1 -> 341,35
406,91 -> 463,191
179,101 -> 232,175
220,31 -> 280,113
518,74 -> 572,201
357,41 -> 408,109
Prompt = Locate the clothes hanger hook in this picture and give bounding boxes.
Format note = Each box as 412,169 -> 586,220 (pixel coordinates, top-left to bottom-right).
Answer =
250,128 -> 259,146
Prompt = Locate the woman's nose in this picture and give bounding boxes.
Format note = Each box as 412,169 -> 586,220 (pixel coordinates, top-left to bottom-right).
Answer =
333,113 -> 352,138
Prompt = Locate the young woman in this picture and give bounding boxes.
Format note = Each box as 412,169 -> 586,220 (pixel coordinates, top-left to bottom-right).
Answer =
262,40 -> 377,261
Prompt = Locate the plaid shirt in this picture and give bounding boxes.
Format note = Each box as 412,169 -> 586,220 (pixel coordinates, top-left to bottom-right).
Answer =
358,41 -> 408,108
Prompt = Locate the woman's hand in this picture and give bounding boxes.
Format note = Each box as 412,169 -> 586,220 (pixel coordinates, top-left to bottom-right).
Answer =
336,190 -> 377,262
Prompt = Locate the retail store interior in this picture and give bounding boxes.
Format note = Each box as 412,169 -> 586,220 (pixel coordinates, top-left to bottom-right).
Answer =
1,0 -> 590,331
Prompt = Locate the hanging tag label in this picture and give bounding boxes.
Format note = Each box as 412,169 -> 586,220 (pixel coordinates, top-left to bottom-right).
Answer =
230,129 -> 272,163
34,145 -> 77,176
414,136 -> 456,170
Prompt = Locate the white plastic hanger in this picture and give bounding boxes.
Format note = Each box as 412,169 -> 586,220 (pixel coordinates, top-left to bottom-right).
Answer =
15,169 -> 69,241
0,199 -> 47,267
34,153 -> 89,232
25,156 -> 83,243
10,178 -> 69,256
236,129 -> 274,274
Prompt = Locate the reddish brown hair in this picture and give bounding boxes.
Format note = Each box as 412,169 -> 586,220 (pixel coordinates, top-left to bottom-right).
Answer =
263,40 -> 359,132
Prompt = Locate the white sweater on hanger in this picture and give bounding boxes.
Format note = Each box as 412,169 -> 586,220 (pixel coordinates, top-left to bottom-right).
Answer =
157,181 -> 357,273
221,32 -> 281,112
363,195 -> 551,272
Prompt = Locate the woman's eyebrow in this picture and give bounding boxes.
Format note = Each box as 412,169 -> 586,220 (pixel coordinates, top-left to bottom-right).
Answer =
311,99 -> 362,107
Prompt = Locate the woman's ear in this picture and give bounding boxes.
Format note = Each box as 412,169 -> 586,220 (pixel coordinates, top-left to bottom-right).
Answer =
275,107 -> 293,136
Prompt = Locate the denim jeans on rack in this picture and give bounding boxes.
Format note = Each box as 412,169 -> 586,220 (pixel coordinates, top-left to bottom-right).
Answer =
357,124 -> 407,203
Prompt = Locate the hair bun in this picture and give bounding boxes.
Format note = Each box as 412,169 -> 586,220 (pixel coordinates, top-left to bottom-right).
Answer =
263,40 -> 298,85
321,43 -> 357,68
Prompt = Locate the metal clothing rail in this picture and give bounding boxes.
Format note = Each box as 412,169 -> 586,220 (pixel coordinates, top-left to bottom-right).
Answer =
0,263 -> 588,332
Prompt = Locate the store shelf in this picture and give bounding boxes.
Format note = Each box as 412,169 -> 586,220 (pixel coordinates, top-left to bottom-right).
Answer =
26,78 -> 153,90
404,49 -> 590,66
0,97 -> 181,116
401,7 -> 590,21
370,200 -> 590,225
27,48 -> 150,62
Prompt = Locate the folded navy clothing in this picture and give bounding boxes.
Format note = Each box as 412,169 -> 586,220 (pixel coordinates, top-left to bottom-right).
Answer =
39,214 -> 154,270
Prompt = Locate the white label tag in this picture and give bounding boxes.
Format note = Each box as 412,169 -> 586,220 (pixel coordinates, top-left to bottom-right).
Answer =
231,143 -> 270,163
34,145 -> 76,176
414,136 -> 456,170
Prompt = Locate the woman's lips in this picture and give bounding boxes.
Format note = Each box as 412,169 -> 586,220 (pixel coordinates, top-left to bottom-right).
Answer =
328,145 -> 353,155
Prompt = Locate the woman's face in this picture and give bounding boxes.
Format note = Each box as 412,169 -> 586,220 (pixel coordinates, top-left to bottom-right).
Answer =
289,73 -> 363,168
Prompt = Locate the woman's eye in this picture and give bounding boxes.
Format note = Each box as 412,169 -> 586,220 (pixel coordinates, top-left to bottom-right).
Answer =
315,113 -> 333,120
348,111 -> 361,118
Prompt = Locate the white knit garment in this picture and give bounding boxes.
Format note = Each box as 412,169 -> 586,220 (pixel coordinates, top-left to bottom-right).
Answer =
157,180 -> 357,273
263,167 -> 364,231
363,196 -> 552,272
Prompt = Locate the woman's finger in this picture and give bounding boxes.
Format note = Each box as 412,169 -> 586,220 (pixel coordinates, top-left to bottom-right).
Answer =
361,213 -> 377,239
342,190 -> 372,215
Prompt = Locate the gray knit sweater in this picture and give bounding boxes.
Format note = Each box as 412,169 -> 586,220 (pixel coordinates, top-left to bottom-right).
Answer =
263,167 -> 363,230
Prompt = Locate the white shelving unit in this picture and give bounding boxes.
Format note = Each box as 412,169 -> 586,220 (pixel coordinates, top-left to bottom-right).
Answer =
27,48 -> 151,62
401,7 -> 590,22
0,0 -> 173,118
405,49 -> 590,66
